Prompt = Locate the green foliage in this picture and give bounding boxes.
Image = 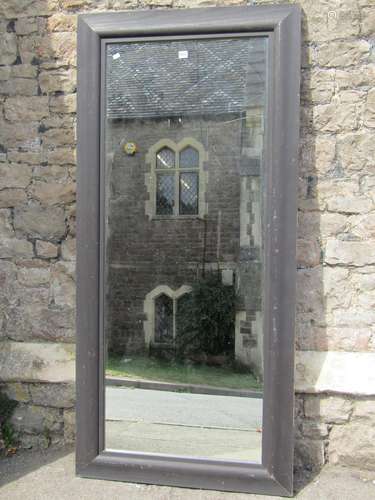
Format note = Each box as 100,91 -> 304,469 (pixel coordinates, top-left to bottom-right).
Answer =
176,272 -> 236,358
43,426 -> 52,447
0,392 -> 17,426
0,391 -> 18,449
2,422 -> 16,449
107,355 -> 262,390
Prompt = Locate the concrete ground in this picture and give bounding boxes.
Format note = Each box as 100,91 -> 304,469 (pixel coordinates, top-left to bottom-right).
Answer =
105,386 -> 262,461
1,447 -> 375,499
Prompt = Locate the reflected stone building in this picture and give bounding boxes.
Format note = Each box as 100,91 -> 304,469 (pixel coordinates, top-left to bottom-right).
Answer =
105,38 -> 266,376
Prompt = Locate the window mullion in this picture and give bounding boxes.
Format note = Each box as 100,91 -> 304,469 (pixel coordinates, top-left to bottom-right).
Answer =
172,297 -> 176,340
175,167 -> 179,216
175,151 -> 180,216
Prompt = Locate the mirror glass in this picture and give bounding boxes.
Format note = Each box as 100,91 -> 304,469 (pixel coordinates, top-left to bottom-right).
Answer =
103,36 -> 267,463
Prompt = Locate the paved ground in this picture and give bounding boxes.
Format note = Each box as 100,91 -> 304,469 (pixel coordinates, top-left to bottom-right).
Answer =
106,387 -> 263,430
105,386 -> 263,461
1,447 -> 375,499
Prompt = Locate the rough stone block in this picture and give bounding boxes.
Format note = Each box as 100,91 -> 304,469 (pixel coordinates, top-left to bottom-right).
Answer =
0,260 -> 17,298
43,149 -> 75,168
1,382 -> 31,403
61,238 -> 76,261
5,304 -> 75,343
4,96 -> 49,122
42,128 -> 75,147
304,395 -> 353,424
352,400 -> 375,419
49,94 -> 77,114
0,121 -> 39,148
10,64 -> 38,79
298,211 -> 348,241
106,0 -> 139,7
361,6 -> 375,35
0,66 -> 11,81
0,238 -> 34,259
336,65 -> 375,89
294,438 -> 325,472
39,69 -> 77,94
63,408 -> 75,443
38,32 -> 77,66
352,270 -> 375,292
17,266 -> 51,288
42,115 -> 75,130
325,239 -> 375,267
332,307 -> 375,327
349,213 -> 375,240
300,0 -> 360,42
295,351 -> 375,395
7,151 -> 41,165
18,34 -> 42,64
336,131 -> 375,174
18,433 -> 50,449
33,165 -> 70,183
36,240 -> 59,259
301,421 -> 329,439
0,0 -> 59,19
15,17 -> 38,35
11,404 -> 63,434
301,69 -> 335,105
0,32 -> 17,65
317,40 -> 369,67
329,420 -> 375,470
296,267 -> 324,318
298,326 -> 373,352
29,383 -> 75,408
312,95 -> 360,133
364,88 -> 375,128
0,164 -> 32,190
0,78 -> 38,97
324,190 -> 374,214
0,208 -> 13,237
0,341 -> 75,383
47,13 -> 77,32
14,204 -> 66,241
61,0 -> 87,7
296,238 -> 321,268
325,194 -> 373,214
29,181 -> 76,206
50,261 -> 75,308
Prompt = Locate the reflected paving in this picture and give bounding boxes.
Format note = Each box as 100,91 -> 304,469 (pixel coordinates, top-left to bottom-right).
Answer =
105,385 -> 262,462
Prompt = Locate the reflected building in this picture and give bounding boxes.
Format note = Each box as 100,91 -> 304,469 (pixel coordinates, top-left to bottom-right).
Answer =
105,38 -> 266,378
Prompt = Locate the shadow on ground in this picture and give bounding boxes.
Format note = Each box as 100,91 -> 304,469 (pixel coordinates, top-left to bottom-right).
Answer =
1,447 -> 375,500
0,445 -> 73,488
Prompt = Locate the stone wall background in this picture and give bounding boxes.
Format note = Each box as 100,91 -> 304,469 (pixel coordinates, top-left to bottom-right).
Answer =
0,0 -> 374,473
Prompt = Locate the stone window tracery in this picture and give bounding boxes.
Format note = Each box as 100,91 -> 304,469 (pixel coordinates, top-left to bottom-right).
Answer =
145,138 -> 208,219
143,285 -> 192,347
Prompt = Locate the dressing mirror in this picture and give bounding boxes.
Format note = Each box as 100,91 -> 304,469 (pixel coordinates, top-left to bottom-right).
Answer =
76,5 -> 300,496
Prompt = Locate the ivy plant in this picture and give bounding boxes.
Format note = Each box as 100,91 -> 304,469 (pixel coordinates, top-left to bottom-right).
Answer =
176,272 -> 236,360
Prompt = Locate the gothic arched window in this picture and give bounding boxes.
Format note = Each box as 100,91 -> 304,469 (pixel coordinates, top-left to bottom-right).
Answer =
146,139 -> 206,218
143,285 -> 193,346
154,293 -> 174,343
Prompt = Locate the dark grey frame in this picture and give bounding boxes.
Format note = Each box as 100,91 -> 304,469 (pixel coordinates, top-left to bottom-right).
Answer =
76,5 -> 301,496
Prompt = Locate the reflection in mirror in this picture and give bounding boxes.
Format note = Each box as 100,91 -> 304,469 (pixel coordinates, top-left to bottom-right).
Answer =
104,36 -> 267,463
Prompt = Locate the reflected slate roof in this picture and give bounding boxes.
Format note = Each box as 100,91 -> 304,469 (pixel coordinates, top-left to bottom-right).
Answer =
106,38 -> 266,119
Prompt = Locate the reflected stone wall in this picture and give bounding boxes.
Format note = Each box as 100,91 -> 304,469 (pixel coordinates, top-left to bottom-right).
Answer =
105,113 -> 263,374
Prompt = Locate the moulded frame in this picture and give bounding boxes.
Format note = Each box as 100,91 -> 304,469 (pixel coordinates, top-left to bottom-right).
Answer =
76,5 -> 301,496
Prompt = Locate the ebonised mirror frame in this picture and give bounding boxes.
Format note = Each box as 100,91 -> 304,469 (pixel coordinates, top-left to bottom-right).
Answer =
76,5 -> 301,496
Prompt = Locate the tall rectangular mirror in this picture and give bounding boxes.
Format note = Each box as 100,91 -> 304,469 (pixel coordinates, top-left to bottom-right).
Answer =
104,35 -> 266,463
76,6 -> 300,496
